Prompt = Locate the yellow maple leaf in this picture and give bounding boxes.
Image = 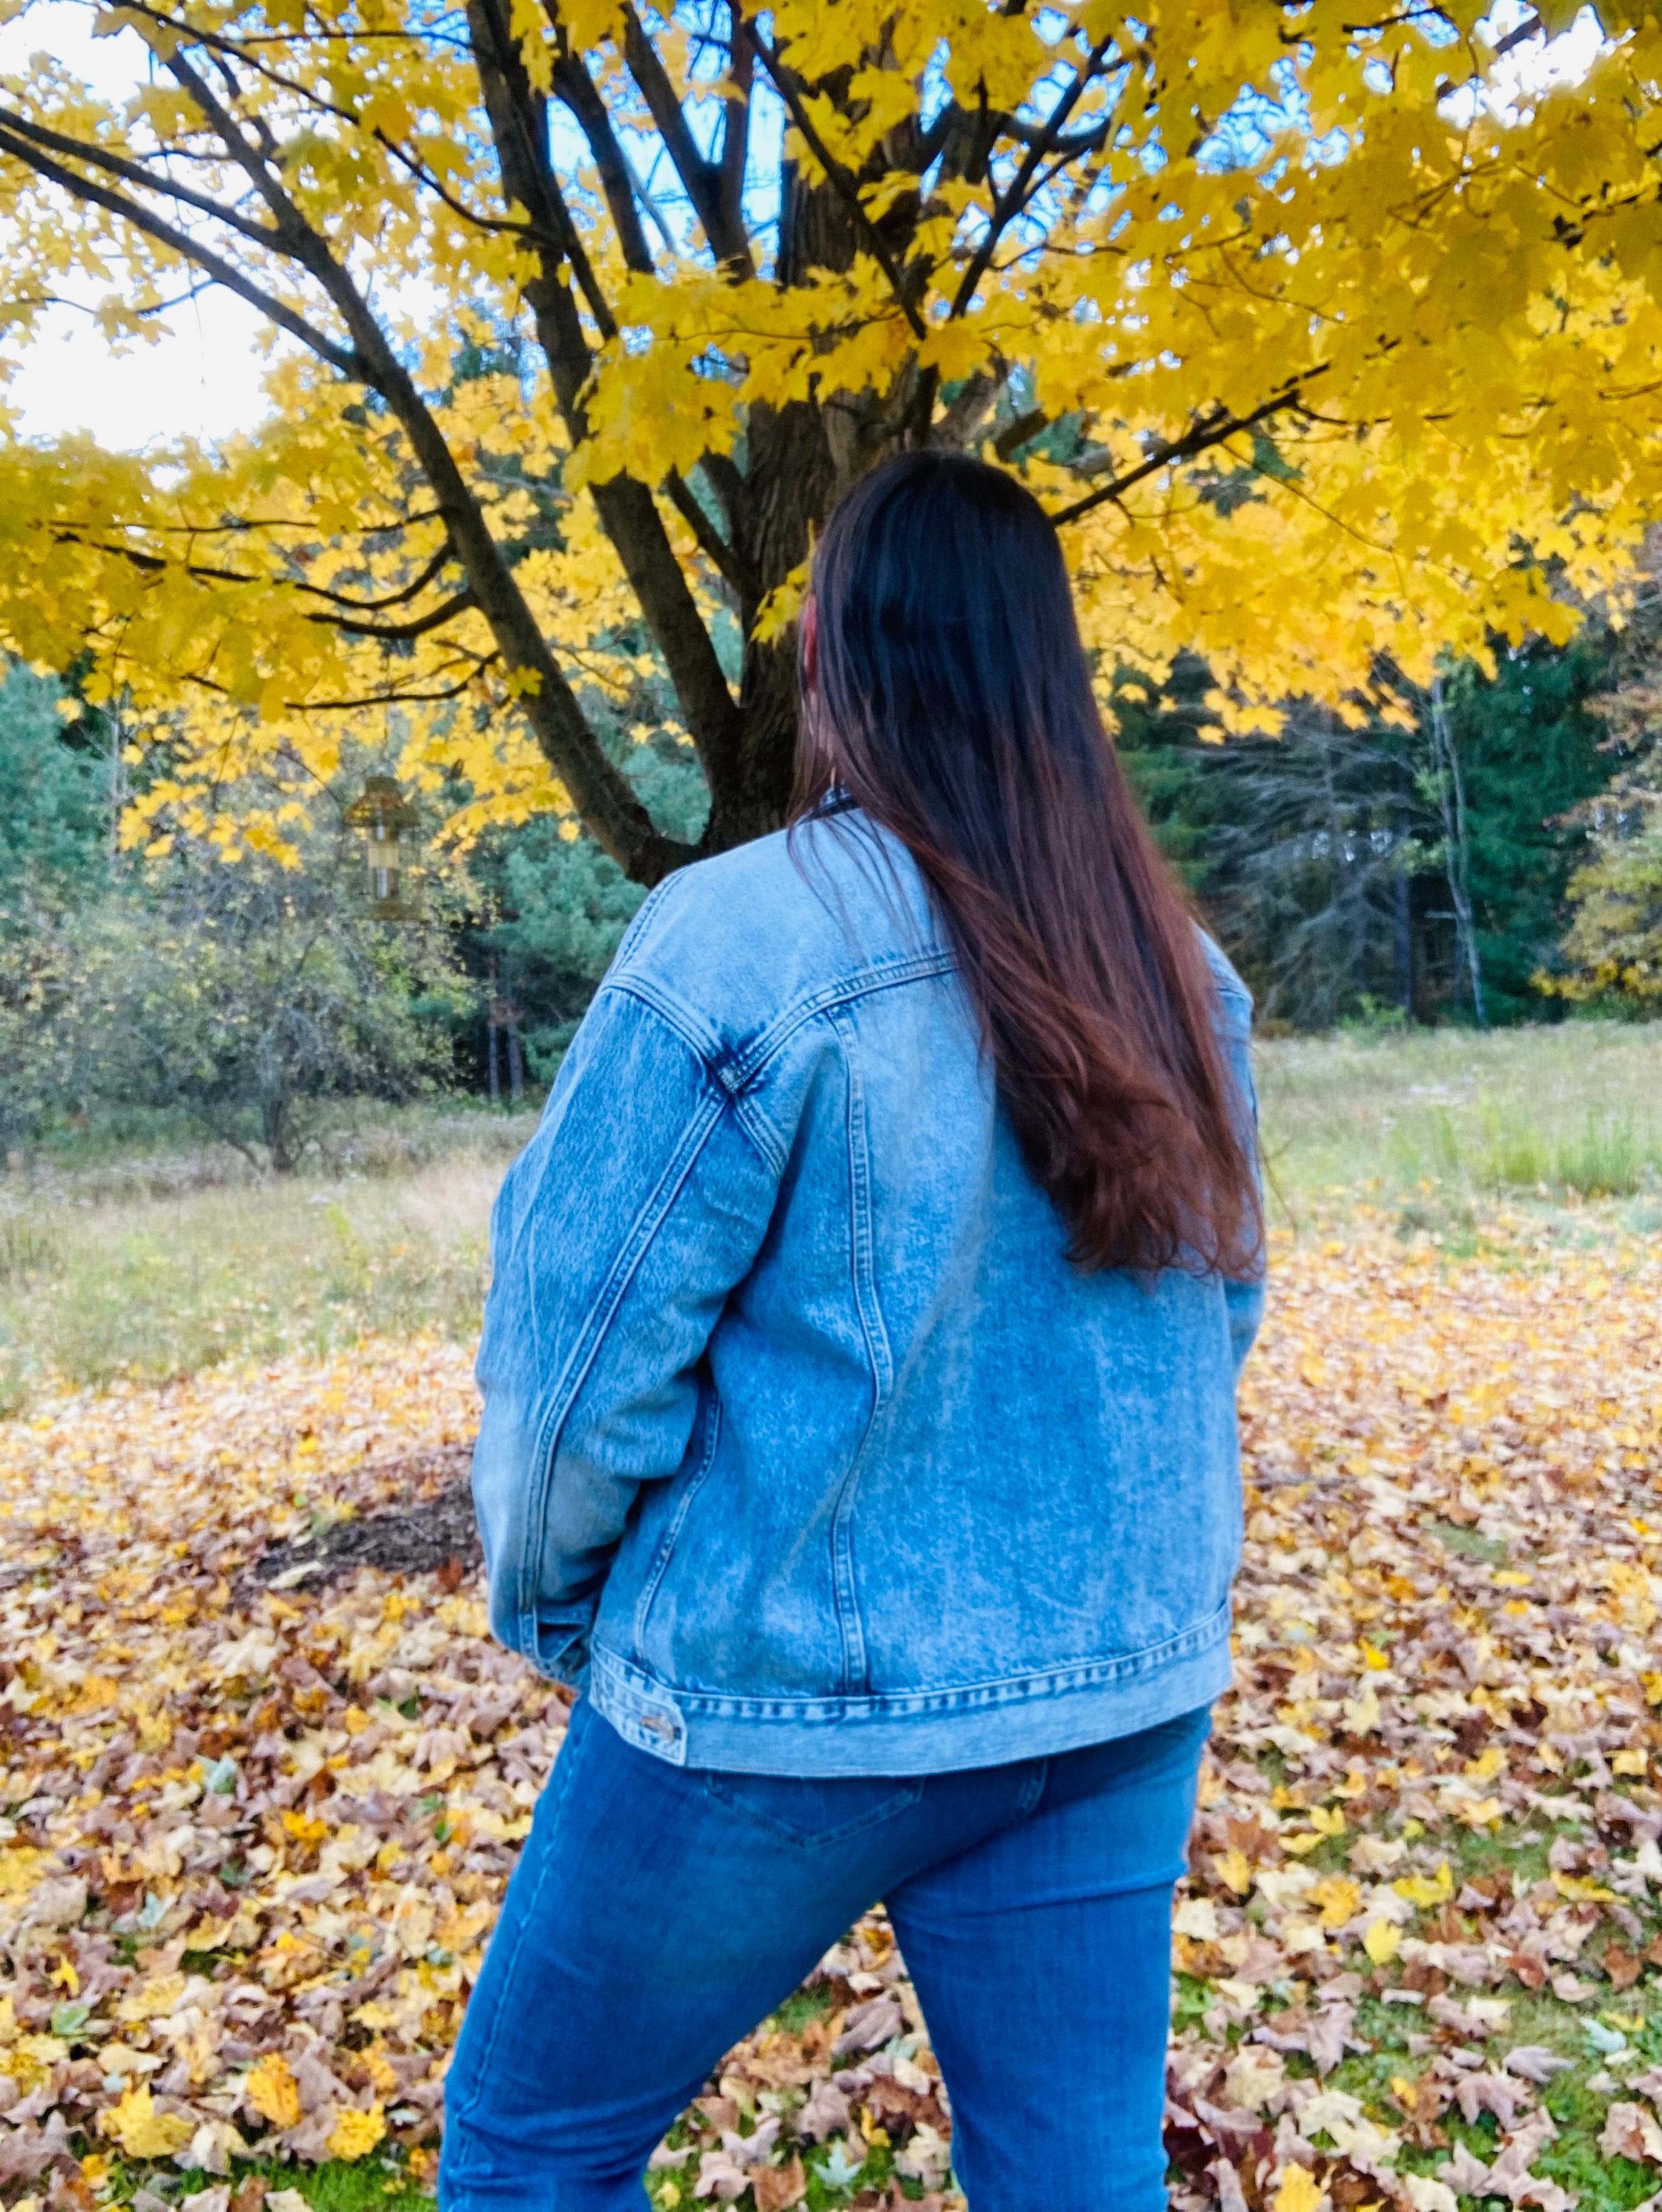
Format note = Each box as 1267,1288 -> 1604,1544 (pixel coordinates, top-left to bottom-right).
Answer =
282,1809 -> 330,1849
1363,1919 -> 1402,1966
1454,1796 -> 1504,1829
1214,1847 -> 1254,1896
364,2047 -> 400,2097
119,1972 -> 186,2024
1274,2164 -> 1325,2212
99,2083 -> 195,2158
1393,1862 -> 1454,1910
244,2051 -> 302,2129
1613,1748 -> 1649,1775
1312,1877 -> 1362,1929
0,1849 -> 46,1898
3,2035 -> 67,2094
1553,1872 -> 1615,1903
1342,1686 -> 1382,1733
327,2104 -> 388,2160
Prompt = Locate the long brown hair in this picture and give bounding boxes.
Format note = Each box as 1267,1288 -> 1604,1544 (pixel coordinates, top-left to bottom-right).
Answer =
794,450 -> 1261,1279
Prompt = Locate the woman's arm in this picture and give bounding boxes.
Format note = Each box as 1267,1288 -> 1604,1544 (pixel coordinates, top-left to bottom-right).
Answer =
1200,939 -> 1267,1378
471,980 -> 782,1686
1219,1019 -> 1267,1377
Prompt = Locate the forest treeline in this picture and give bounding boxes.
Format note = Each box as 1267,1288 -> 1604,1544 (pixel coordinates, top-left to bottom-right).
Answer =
1,590 -> 1658,1171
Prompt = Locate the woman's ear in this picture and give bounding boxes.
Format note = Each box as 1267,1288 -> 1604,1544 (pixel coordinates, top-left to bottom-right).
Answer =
799,595 -> 818,694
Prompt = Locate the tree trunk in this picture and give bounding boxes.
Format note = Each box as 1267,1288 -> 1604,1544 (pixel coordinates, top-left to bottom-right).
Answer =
1429,678 -> 1487,1028
486,955 -> 501,1104
702,160 -> 899,849
1393,751 -> 1416,1020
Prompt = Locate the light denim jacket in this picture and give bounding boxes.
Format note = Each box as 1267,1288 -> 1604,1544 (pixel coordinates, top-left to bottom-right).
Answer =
472,812 -> 1264,1774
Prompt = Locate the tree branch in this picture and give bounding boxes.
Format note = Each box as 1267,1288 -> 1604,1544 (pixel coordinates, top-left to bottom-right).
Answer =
280,670 -> 491,711
50,529 -> 472,639
718,16 -> 753,255
328,587 -> 477,641
0,104 -> 279,248
551,45 -> 657,276
153,44 -> 301,236
282,541 -> 458,612
92,13 -> 699,882
935,370 -> 1003,447
619,2 -> 752,271
1048,370 -> 1330,526
469,0 -> 744,813
994,405 -> 1049,459
739,20 -> 928,342
664,469 -> 759,601
0,120 -> 365,378
1488,9 -> 1544,60
950,34 -> 1118,319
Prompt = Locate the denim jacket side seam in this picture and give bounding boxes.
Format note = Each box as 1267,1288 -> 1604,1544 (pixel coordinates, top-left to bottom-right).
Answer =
511,1067 -> 731,1655
826,1001 -> 895,1697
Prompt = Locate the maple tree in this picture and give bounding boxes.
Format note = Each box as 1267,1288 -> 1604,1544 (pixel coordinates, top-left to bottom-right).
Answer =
4,3 -> 1662,877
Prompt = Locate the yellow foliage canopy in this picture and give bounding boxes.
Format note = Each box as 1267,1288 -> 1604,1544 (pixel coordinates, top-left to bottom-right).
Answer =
3,1 -> 1662,873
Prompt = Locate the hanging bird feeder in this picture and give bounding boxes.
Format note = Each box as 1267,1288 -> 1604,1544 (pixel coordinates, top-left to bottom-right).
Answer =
345,774 -> 422,920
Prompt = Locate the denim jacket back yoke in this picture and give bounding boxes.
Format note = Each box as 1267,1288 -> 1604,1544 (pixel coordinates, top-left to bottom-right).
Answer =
471,812 -> 1264,1775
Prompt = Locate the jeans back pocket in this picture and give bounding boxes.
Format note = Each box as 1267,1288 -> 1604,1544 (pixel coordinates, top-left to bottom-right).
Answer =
703,1769 -> 926,1849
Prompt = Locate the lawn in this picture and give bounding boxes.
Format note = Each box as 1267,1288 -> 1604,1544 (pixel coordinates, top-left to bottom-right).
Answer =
0,1025 -> 1659,2212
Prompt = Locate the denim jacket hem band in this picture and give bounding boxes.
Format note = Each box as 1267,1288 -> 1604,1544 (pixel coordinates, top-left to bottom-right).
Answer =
586,1611 -> 1234,1776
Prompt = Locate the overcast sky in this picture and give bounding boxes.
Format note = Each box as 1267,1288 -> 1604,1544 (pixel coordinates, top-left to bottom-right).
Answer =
0,0 -> 1606,455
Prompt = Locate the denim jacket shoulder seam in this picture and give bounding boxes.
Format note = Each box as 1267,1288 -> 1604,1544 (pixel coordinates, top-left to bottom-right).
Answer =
600,976 -> 789,1176
605,951 -> 957,1179
613,945 -> 955,1067
729,948 -> 958,1097
600,973 -> 723,1062
603,875 -> 683,976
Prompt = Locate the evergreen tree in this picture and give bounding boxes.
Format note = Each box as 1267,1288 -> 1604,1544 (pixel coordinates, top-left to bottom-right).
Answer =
0,663 -> 115,906
1434,641 -> 1617,1021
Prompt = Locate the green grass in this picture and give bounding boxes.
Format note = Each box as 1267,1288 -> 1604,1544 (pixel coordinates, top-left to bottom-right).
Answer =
3,1020 -> 1659,1415
110,2153 -> 437,2212
1255,1019 -> 1662,1237
0,1102 -> 538,1415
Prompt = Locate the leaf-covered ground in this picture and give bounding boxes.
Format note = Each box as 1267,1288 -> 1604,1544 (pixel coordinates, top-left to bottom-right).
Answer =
1,1223 -> 1660,2212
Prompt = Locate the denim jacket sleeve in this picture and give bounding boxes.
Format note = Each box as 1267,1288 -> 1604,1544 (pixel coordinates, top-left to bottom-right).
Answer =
471,966 -> 783,1688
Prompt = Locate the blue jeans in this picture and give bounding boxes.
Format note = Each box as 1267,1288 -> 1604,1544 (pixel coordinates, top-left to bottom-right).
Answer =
440,1698 -> 1210,2212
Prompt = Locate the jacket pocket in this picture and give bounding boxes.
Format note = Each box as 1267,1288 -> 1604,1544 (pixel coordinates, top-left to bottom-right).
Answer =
703,1770 -> 925,1849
